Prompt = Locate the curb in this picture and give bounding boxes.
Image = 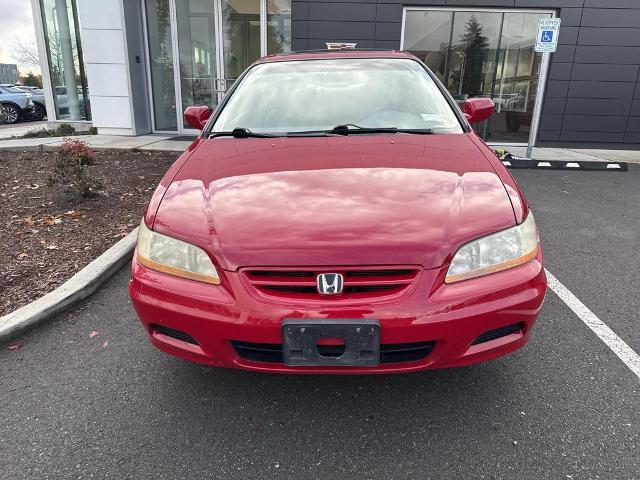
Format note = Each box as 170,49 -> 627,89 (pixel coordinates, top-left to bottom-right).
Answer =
0,228 -> 138,342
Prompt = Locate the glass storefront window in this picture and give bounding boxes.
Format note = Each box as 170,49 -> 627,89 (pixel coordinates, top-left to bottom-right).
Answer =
221,0 -> 261,85
40,0 -> 90,121
143,0 -> 292,132
403,10 -> 452,82
403,8 -> 552,144
267,0 -> 291,55
176,0 -> 218,129
145,0 -> 178,131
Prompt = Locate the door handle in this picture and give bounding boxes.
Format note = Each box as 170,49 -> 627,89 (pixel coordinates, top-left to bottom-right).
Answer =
213,78 -> 227,93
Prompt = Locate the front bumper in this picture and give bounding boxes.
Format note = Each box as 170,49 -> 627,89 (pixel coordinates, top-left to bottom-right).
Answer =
129,252 -> 546,374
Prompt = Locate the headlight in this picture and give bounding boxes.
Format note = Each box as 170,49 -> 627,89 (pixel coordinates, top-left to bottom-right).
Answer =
136,221 -> 220,284
445,212 -> 538,284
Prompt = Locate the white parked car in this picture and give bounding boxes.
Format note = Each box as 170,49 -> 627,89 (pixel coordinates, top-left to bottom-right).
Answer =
0,84 -> 35,124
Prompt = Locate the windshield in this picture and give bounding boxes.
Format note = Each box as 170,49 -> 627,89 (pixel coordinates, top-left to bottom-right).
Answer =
212,58 -> 464,134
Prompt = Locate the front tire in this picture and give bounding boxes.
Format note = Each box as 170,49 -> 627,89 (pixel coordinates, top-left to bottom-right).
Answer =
2,104 -> 20,124
30,104 -> 46,121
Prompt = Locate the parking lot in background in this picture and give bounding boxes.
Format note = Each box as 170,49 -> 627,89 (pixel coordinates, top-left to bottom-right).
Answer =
1,166 -> 639,479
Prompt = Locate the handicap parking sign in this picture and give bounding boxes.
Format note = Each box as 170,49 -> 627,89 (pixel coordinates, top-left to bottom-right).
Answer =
535,18 -> 561,53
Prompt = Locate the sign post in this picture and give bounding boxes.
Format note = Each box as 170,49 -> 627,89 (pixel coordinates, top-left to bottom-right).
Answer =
526,17 -> 561,159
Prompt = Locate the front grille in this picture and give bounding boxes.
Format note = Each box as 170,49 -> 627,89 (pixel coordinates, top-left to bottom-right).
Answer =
244,267 -> 419,300
151,323 -> 198,345
231,340 -> 435,364
472,322 -> 524,345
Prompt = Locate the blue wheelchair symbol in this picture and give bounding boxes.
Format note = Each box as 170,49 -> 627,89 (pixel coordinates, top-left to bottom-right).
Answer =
541,31 -> 554,43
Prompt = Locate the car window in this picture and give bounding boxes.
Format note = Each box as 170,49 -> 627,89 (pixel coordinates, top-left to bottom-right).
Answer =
212,58 -> 463,134
4,86 -> 26,94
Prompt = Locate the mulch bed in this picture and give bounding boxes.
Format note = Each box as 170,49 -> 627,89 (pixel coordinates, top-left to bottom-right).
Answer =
0,149 -> 179,316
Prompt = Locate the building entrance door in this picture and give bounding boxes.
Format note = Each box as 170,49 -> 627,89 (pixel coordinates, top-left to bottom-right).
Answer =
144,0 -> 291,134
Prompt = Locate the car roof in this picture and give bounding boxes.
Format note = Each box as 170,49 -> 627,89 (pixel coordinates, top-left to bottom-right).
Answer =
256,49 -> 417,65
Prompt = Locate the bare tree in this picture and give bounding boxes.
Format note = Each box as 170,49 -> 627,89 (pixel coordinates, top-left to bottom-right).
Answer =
12,38 -> 41,68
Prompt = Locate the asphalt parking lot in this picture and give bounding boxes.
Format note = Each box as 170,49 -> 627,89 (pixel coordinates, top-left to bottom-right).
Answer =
1,165 -> 639,480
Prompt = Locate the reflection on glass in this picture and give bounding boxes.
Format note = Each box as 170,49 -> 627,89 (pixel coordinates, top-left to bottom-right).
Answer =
267,0 -> 291,55
40,0 -> 90,121
176,0 -> 217,128
213,59 -> 463,134
145,0 -> 177,130
403,10 -> 452,82
403,9 -> 551,143
491,12 -> 551,141
447,12 -> 501,99
222,0 -> 260,85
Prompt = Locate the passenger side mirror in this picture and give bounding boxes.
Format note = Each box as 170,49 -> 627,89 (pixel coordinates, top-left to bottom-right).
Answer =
463,98 -> 495,124
184,105 -> 211,130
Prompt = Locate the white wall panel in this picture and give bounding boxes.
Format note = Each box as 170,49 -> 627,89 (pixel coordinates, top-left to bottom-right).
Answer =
89,97 -> 133,129
81,29 -> 127,64
77,0 -> 123,30
84,64 -> 129,97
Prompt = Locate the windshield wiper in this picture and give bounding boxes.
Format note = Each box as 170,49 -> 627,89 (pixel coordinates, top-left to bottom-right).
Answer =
329,124 -> 433,135
286,125 -> 434,137
209,128 -> 279,139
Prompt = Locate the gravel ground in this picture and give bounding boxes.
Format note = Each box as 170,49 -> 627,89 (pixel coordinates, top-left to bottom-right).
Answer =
0,149 -> 178,315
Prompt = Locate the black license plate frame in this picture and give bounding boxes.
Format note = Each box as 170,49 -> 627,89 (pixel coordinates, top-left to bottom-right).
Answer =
282,319 -> 380,367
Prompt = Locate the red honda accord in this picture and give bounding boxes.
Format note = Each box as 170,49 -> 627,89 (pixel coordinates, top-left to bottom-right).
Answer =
129,50 -> 546,374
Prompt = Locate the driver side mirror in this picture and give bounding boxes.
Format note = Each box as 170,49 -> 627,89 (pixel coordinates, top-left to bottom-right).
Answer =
463,98 -> 495,124
184,105 -> 211,130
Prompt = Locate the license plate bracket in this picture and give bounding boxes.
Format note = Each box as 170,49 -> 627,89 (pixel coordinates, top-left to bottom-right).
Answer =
282,319 -> 380,366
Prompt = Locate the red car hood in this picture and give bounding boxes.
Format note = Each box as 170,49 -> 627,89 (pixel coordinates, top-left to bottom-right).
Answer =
152,134 -> 516,271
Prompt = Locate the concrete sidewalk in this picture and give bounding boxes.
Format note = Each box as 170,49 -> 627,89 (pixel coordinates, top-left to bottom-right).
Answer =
0,132 -> 639,161
0,121 -> 49,139
494,145 -> 640,165
0,134 -> 194,152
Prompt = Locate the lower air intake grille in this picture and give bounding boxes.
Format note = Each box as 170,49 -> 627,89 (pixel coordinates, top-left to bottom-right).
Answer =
151,324 -> 198,345
231,340 -> 436,364
472,322 -> 524,345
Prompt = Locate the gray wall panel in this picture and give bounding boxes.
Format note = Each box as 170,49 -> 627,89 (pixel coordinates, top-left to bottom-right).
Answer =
565,98 -> 631,116
568,81 -> 637,99
571,64 -> 639,82
627,116 -> 640,133
375,22 -> 401,41
558,27 -> 578,45
546,81 -> 570,98
631,100 -> 640,117
560,132 -> 626,143
539,131 -> 561,141
553,45 -> 575,63
562,115 -> 629,132
624,133 -> 640,143
309,2 -> 377,21
308,21 -> 375,39
584,0 -> 640,8
581,8 -> 640,28
559,8 -> 583,27
574,46 -> 640,65
376,4 -> 403,22
578,28 -> 640,47
543,97 -> 567,114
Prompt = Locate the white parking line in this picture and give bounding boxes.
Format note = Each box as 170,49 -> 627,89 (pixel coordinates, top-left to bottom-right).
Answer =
546,269 -> 640,380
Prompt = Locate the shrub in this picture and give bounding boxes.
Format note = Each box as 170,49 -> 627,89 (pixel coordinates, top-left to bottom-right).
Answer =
55,123 -> 76,136
22,128 -> 55,138
88,126 -> 98,135
18,123 -> 77,139
47,139 -> 103,201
